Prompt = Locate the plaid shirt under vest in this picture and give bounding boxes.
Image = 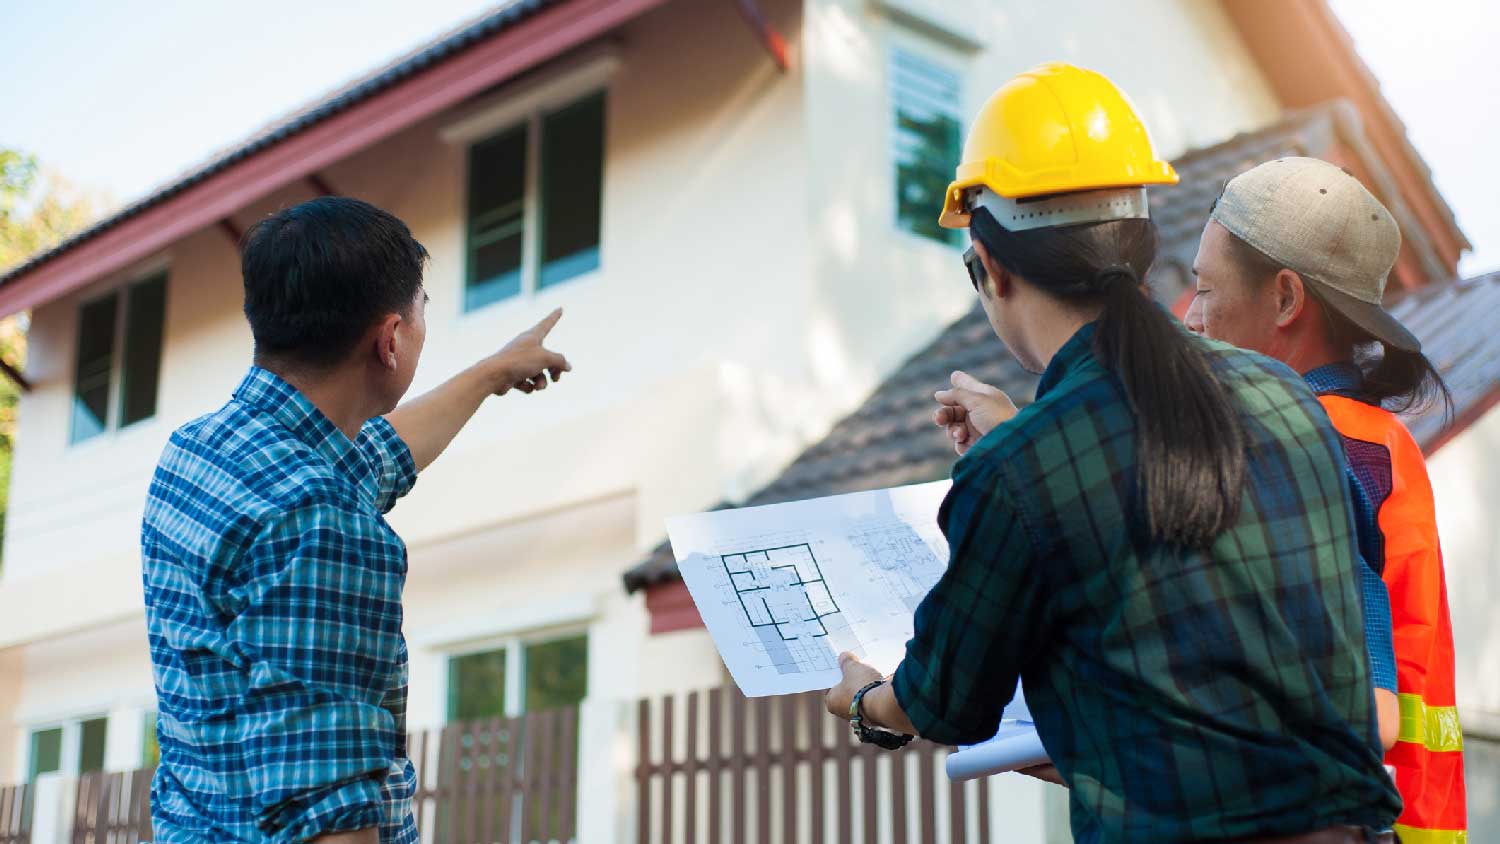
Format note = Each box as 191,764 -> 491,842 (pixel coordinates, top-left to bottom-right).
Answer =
142,367 -> 419,844
892,324 -> 1401,844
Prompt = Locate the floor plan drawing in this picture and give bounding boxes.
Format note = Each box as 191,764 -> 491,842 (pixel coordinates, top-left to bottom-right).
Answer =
720,543 -> 852,677
722,544 -> 840,640
850,525 -> 946,611
668,480 -> 954,696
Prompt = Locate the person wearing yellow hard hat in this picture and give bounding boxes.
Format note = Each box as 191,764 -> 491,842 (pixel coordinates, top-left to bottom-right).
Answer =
823,63 -> 1401,843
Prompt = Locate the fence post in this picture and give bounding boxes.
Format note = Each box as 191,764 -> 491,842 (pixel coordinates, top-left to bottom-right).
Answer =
30,773 -> 75,844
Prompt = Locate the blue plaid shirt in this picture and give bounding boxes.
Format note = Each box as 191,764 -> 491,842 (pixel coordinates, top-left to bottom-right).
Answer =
142,367 -> 419,844
1303,363 -> 1398,693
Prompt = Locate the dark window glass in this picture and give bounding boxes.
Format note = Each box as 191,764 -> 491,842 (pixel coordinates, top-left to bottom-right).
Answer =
466,125 -> 528,311
71,294 -> 118,443
28,727 -> 62,781
449,648 -> 507,722
523,635 -> 588,711
119,274 -> 166,427
892,49 -> 963,246
539,93 -> 605,289
78,717 -> 108,773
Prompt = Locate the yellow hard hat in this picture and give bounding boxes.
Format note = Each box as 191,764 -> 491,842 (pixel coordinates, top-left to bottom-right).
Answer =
938,62 -> 1178,230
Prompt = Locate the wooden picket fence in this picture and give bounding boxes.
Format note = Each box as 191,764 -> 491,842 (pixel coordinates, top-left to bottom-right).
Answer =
636,686 -> 997,844
71,767 -> 153,844
0,783 -> 32,844
409,707 -> 579,843
56,707 -> 579,844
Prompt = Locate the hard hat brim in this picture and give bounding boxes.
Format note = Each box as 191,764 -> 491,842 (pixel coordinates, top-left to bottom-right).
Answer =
939,161 -> 1179,230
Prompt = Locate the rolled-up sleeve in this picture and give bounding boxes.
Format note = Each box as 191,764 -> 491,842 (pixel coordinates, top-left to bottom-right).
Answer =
228,502 -> 405,842
892,456 -> 1047,746
358,417 -> 418,514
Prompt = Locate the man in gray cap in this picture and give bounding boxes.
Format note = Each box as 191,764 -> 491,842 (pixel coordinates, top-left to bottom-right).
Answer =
1184,156 -> 1465,842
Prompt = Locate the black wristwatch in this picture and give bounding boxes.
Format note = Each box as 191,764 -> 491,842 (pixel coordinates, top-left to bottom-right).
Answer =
849,680 -> 914,750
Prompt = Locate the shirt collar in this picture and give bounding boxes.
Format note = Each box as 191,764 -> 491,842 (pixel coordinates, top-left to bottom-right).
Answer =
232,366 -> 372,484
1302,361 -> 1365,398
1035,322 -> 1098,400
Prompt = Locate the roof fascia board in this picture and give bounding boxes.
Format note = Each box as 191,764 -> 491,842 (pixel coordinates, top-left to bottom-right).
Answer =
1219,0 -> 1469,270
0,0 -> 666,318
438,43 -> 623,145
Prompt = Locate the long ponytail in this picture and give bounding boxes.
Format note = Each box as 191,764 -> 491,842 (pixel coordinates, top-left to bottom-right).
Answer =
972,208 -> 1247,548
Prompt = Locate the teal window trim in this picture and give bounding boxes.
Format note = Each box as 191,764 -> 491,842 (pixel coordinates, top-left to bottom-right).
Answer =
462,89 -> 606,313
69,270 -> 169,444
890,46 -> 964,247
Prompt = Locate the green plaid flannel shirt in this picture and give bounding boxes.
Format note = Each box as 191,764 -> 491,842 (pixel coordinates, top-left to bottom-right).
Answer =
892,324 -> 1401,843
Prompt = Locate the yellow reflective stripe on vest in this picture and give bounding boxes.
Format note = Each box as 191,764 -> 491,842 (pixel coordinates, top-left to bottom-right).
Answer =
1393,823 -> 1467,844
1397,693 -> 1464,752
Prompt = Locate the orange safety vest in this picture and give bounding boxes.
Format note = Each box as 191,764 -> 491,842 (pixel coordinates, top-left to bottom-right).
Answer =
1319,395 -> 1466,844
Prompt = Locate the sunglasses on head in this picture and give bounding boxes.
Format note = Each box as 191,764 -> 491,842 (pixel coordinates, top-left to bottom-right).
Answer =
963,246 -> 987,293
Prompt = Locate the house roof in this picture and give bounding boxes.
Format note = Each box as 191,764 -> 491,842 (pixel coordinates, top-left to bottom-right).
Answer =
0,0 -> 558,287
0,0 -> 667,316
1389,271 -> 1500,451
622,102 -> 1487,594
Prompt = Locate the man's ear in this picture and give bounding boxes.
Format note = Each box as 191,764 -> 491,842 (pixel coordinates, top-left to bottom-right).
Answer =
375,313 -> 402,371
1272,269 -> 1308,328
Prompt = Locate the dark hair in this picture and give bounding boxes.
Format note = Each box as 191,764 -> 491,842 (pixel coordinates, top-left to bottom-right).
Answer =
241,196 -> 429,369
1221,230 -> 1452,418
972,209 -> 1248,548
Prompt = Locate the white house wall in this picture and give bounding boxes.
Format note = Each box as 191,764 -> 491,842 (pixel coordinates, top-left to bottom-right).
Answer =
1427,406 -> 1500,738
1425,403 -> 1500,844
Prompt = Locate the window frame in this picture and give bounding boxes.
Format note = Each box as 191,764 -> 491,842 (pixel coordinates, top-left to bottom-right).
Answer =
443,49 -> 619,316
460,91 -> 606,313
68,267 -> 169,445
886,39 -> 968,248
25,714 -> 109,780
444,627 -> 590,723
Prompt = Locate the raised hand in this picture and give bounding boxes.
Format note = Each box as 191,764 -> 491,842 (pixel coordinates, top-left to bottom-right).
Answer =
933,370 -> 1018,455
487,308 -> 572,396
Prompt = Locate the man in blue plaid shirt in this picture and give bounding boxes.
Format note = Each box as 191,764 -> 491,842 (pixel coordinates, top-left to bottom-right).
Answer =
142,197 -> 570,844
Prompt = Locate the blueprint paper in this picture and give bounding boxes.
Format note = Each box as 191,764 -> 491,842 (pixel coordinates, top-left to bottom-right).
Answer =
666,481 -> 952,696
945,684 -> 1051,780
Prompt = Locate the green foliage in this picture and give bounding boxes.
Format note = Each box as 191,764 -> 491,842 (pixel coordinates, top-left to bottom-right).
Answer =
0,148 -> 103,568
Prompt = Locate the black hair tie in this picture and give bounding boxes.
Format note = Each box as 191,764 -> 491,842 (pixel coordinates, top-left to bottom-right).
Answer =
1094,264 -> 1139,289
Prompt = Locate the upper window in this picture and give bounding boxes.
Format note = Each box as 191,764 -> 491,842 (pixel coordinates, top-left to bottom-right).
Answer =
447,633 -> 588,722
890,47 -> 963,246
70,272 -> 167,443
465,92 -> 605,312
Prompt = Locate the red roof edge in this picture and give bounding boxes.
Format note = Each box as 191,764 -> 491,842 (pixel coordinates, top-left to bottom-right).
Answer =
643,579 -> 705,634
1220,0 -> 1470,275
0,0 -> 667,318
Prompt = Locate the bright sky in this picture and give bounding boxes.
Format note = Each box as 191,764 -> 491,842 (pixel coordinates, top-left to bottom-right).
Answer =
2,0 -> 1496,276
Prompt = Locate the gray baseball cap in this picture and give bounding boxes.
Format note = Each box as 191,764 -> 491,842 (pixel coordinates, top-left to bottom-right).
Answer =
1210,156 -> 1420,352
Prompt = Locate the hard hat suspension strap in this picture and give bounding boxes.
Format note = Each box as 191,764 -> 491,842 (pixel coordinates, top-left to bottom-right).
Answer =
969,186 -> 1150,232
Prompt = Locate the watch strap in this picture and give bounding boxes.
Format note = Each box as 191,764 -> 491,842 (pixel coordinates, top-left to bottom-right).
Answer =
849,679 -> 914,751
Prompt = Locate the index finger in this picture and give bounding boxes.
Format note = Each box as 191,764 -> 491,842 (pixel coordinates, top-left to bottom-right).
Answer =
950,370 -> 993,393
528,307 -> 564,340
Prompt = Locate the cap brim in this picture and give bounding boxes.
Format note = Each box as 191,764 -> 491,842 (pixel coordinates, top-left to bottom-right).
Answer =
1307,279 -> 1421,353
